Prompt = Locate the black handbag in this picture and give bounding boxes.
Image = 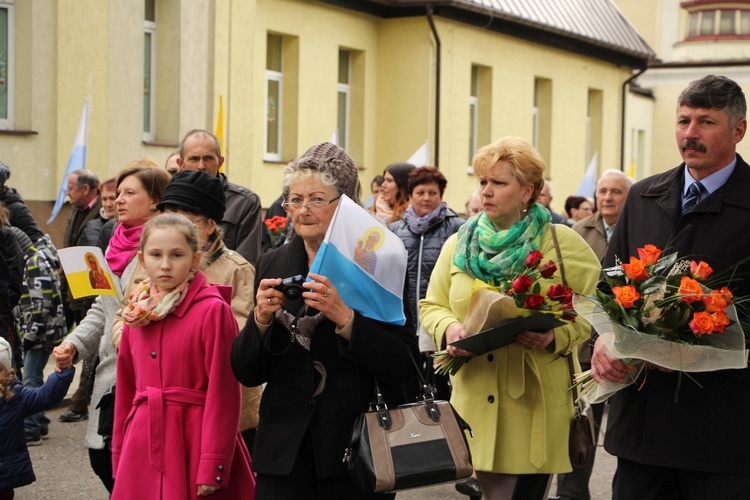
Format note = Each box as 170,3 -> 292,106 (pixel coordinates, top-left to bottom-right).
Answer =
565,354 -> 595,469
344,358 -> 473,493
96,384 -> 115,449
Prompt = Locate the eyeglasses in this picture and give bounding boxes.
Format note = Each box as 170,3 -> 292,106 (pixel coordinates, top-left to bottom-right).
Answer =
282,195 -> 341,211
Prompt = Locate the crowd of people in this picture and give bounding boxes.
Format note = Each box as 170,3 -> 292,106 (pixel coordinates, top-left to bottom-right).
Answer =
0,74 -> 748,500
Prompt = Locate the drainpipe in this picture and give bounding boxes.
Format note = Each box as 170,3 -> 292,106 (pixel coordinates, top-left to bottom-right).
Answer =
426,5 -> 440,168
620,67 -> 646,171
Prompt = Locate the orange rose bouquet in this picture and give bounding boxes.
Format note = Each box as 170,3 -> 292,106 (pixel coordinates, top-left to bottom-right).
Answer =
573,244 -> 747,403
432,249 -> 577,376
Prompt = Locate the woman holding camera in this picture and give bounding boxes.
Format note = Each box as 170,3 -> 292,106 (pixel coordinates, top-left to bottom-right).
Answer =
230,142 -> 417,499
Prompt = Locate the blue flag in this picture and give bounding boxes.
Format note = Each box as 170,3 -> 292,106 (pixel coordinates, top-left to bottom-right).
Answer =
48,99 -> 90,223
309,195 -> 408,325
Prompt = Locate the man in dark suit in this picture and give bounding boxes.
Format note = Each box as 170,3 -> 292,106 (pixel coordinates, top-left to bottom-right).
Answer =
591,75 -> 750,498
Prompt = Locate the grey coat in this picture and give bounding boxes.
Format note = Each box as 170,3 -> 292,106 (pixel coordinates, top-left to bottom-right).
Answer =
64,259 -> 135,450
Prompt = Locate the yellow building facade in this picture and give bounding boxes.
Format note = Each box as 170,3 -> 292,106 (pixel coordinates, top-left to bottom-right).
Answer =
0,0 -> 652,240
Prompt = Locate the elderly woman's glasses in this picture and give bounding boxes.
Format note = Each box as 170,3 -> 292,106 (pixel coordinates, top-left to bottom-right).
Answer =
282,195 -> 341,211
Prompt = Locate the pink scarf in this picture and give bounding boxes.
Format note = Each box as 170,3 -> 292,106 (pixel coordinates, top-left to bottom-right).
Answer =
106,223 -> 143,277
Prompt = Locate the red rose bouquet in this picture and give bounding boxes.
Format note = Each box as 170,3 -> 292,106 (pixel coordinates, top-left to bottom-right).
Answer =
574,244 -> 747,403
264,215 -> 288,246
432,249 -> 576,375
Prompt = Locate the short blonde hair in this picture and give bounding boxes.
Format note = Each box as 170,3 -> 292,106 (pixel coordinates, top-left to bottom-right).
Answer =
472,137 -> 546,206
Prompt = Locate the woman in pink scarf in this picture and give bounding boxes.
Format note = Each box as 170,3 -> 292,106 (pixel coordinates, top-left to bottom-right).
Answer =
53,161 -> 169,493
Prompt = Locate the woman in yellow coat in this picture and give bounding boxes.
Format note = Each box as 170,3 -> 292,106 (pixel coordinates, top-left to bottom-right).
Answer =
420,137 -> 601,499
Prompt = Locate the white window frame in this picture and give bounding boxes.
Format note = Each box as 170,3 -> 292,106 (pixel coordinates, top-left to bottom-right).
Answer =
0,0 -> 15,130
265,69 -> 283,162
532,80 -> 540,150
585,98 -> 592,167
143,18 -> 156,142
337,50 -> 351,152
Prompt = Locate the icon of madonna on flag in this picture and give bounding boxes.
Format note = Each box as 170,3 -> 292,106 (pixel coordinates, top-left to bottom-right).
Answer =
309,195 -> 408,325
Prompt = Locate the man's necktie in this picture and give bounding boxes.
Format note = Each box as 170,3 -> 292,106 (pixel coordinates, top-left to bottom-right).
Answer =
683,181 -> 705,214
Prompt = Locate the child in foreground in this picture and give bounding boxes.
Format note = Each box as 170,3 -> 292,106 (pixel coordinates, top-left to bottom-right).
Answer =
0,336 -> 75,499
111,213 -> 254,499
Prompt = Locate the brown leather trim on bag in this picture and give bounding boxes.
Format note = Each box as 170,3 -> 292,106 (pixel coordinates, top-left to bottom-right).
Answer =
388,407 -> 444,447
438,402 -> 474,477
365,412 -> 396,492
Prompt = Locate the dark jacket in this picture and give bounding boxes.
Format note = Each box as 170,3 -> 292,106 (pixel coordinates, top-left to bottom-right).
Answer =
230,235 -> 418,479
603,156 -> 750,474
97,219 -> 116,255
0,188 -> 44,242
63,197 -> 102,249
0,367 -> 74,489
1,228 -> 23,368
389,207 -> 464,321
2,228 -> 23,312
220,174 -> 263,267
81,212 -> 110,248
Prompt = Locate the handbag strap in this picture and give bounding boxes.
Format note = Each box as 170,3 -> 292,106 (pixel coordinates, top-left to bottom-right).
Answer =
549,224 -> 568,289
550,224 -> 581,404
370,351 -> 442,429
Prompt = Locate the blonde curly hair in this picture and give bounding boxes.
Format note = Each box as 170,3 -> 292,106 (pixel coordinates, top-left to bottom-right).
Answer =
0,367 -> 15,401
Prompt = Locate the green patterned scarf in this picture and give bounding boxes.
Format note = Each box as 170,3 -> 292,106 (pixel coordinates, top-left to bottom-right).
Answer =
453,203 -> 551,285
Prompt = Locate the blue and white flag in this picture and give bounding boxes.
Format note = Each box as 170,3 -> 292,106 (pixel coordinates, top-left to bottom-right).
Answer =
309,195 -> 408,325
48,99 -> 90,223
575,151 -> 598,199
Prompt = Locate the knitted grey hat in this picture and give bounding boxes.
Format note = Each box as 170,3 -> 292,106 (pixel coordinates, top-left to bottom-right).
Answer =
282,142 -> 360,203
0,161 -> 9,188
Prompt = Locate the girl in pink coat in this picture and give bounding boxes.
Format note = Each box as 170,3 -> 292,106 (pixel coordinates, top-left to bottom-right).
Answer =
112,213 -> 255,499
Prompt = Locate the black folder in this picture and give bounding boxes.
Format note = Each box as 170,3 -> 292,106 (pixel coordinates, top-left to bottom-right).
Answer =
450,314 -> 566,355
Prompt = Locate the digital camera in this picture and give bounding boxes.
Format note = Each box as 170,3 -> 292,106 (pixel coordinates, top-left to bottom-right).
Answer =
274,275 -> 305,300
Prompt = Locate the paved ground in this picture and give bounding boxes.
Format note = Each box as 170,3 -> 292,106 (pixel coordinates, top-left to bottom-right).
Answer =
17,361 -> 617,499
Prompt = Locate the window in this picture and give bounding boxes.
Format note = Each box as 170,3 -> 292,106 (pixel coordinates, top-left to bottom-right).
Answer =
337,49 -> 350,151
689,12 -> 699,38
143,0 -> 156,141
742,11 -> 750,34
687,9 -> 750,38
469,66 -> 479,167
533,78 -> 552,172
265,34 -> 283,161
587,89 -> 603,175
0,0 -> 14,129
467,65 -> 491,171
700,11 -> 715,35
719,10 -> 735,35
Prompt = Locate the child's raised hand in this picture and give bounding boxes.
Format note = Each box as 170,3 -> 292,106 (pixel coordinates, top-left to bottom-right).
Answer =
197,485 -> 220,496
